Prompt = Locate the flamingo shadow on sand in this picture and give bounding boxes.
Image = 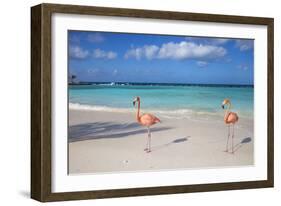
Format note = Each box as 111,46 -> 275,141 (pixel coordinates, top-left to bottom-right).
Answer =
150,136 -> 190,152
232,137 -> 252,153
69,122 -> 172,142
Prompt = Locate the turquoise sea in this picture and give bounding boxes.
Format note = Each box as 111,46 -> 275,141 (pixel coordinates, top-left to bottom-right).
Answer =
69,83 -> 253,119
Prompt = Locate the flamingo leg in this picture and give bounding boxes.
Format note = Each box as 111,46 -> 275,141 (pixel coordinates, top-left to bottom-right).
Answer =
147,127 -> 151,153
144,127 -> 149,151
231,124 -> 235,154
145,127 -> 151,153
225,125 -> 230,152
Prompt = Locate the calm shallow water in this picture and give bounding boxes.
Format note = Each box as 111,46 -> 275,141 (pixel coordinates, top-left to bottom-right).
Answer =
69,84 -> 253,119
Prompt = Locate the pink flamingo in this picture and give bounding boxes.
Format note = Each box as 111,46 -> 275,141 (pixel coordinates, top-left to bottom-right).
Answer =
221,99 -> 239,154
133,97 -> 161,153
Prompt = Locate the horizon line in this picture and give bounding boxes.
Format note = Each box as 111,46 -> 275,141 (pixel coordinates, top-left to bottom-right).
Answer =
69,81 -> 254,87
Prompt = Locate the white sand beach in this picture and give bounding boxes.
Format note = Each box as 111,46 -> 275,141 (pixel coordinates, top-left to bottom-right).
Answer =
68,109 -> 254,174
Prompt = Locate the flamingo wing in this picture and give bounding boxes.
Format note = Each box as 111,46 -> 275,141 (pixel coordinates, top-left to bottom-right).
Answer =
139,113 -> 161,126
225,112 -> 239,124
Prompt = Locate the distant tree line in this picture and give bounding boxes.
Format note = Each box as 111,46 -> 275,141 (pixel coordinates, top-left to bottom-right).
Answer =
68,74 -> 78,84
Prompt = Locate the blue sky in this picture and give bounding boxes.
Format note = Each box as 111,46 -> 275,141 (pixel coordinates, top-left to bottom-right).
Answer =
68,30 -> 254,85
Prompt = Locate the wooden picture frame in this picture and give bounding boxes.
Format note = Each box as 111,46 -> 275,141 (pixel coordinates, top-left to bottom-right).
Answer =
31,3 -> 274,202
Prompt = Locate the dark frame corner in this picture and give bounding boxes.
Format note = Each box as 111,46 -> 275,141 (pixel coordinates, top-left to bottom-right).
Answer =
31,3 -> 274,202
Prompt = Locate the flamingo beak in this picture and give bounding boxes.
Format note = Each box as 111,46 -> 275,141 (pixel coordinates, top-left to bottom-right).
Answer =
133,101 -> 136,107
221,105 -> 225,109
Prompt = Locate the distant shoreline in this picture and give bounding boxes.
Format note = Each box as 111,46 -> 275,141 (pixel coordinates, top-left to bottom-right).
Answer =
69,82 -> 254,88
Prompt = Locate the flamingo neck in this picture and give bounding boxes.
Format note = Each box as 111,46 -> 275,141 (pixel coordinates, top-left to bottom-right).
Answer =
227,102 -> 232,111
224,102 -> 231,117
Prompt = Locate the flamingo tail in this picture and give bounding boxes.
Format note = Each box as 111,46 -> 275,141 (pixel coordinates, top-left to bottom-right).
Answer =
155,117 -> 161,123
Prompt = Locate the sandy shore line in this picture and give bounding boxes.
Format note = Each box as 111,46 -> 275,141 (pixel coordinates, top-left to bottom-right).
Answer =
68,109 -> 254,174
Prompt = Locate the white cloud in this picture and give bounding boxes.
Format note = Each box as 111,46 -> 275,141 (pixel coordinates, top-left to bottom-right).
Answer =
197,61 -> 208,67
158,42 -> 225,59
93,49 -> 117,59
124,48 -> 142,60
87,33 -> 105,43
87,68 -> 100,74
235,40 -> 253,51
69,46 -> 117,60
113,69 -> 118,75
184,37 -> 230,45
69,46 -> 89,59
107,52 -> 117,59
143,45 -> 159,59
125,41 -> 227,60
237,64 -> 249,70
124,45 -> 159,60
211,38 -> 229,45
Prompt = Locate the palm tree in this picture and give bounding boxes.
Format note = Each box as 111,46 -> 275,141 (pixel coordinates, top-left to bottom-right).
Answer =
71,75 -> 76,83
69,74 -> 77,84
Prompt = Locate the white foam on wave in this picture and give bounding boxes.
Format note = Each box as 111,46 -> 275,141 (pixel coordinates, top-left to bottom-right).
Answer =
69,102 -> 253,124
69,103 -> 224,120
69,103 -> 132,113
69,103 -> 195,115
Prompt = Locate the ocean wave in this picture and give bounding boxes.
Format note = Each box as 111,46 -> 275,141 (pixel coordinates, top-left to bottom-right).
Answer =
69,103 -> 226,120
69,103 -> 132,113
70,103 -> 195,114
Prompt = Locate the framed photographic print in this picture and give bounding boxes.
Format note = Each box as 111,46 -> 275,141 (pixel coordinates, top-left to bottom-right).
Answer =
31,3 -> 274,202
